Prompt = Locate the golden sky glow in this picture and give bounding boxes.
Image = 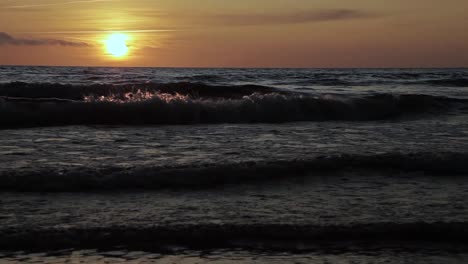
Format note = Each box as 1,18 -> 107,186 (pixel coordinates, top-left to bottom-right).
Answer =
0,0 -> 468,67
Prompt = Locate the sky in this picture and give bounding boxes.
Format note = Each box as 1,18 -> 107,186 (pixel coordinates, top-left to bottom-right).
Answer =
0,0 -> 468,67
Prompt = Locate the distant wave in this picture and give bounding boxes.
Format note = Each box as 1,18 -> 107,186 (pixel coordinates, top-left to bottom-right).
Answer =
422,78 -> 468,87
1,152 -> 466,192
2,67 -> 468,88
174,74 -> 225,82
305,77 -> 468,87
2,222 -> 468,251
287,76 -> 468,87
0,82 -> 466,128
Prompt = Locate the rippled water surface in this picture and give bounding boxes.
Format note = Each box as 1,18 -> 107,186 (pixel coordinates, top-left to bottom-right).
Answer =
1,67 -> 467,262
2,250 -> 468,264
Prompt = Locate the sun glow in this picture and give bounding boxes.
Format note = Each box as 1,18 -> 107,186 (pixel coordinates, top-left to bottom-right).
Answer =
104,33 -> 129,57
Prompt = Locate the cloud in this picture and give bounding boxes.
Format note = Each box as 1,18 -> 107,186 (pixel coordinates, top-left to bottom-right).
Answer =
25,29 -> 178,35
6,0 -> 119,9
0,32 -> 89,47
193,9 -> 379,26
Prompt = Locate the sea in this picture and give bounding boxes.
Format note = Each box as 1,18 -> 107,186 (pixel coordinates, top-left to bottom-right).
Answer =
0,66 -> 468,263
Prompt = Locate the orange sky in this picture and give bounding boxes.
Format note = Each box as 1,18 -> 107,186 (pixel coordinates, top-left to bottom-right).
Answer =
1,0 -> 467,67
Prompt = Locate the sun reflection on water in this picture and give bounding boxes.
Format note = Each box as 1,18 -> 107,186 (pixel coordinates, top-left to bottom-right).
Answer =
84,89 -> 189,103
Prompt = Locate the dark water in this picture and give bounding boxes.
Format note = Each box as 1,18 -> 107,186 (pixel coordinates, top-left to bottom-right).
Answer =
0,67 -> 468,263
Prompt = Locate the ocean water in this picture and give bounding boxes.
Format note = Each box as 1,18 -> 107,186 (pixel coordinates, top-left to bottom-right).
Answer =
1,66 -> 468,263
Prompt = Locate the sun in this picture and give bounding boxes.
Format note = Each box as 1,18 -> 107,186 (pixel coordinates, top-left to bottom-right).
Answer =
104,33 -> 129,57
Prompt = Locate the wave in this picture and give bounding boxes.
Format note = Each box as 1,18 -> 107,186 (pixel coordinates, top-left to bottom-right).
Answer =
2,222 -> 468,251
0,82 -> 278,100
423,78 -> 468,87
174,74 -> 225,82
1,152 -> 466,192
0,85 -> 466,127
276,76 -> 468,87
315,78 -> 468,87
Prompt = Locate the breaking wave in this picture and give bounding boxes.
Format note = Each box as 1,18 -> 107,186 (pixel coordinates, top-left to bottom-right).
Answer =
1,152 -> 466,192
0,82 -> 466,127
0,82 -> 278,100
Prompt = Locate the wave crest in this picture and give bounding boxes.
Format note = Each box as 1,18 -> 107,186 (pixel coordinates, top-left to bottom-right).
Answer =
83,89 -> 190,103
0,82 -> 279,100
1,91 -> 465,128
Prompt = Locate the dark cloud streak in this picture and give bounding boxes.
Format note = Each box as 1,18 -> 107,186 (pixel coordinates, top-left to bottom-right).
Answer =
196,9 -> 380,26
0,32 -> 89,47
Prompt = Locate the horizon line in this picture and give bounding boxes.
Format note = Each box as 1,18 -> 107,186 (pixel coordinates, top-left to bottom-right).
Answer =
0,64 -> 467,70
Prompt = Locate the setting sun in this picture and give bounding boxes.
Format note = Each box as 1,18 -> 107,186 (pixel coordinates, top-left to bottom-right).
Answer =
104,33 -> 129,57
